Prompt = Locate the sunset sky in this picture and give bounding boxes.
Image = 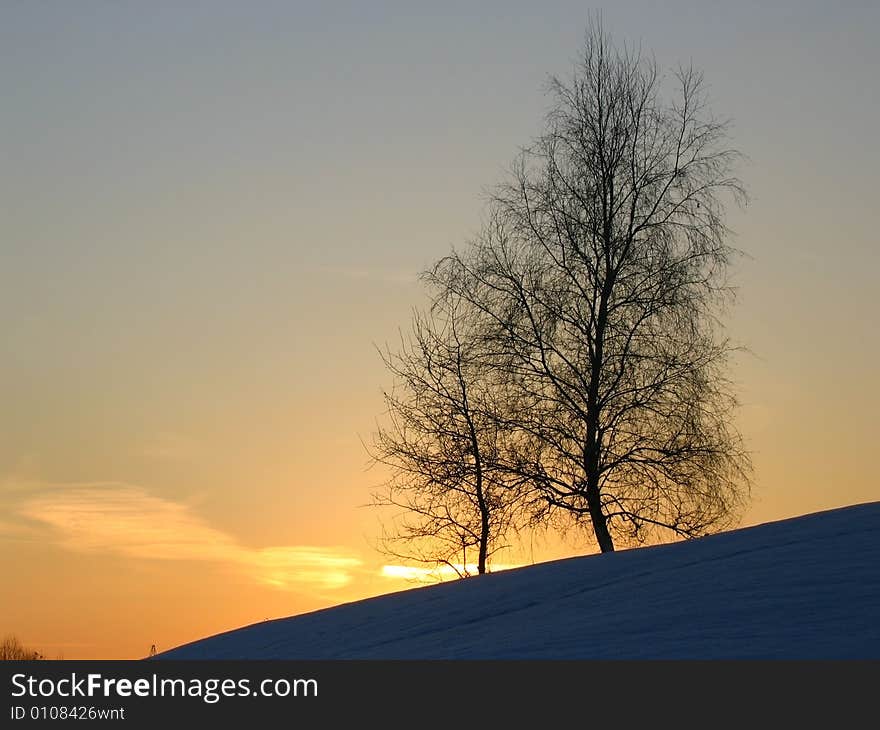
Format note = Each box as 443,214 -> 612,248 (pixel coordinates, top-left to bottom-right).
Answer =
2,1 -> 878,659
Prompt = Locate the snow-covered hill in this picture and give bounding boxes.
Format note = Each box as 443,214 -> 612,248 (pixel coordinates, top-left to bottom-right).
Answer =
158,502 -> 880,659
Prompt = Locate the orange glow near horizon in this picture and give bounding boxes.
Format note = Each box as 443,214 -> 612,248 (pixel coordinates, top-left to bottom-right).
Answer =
380,563 -> 523,581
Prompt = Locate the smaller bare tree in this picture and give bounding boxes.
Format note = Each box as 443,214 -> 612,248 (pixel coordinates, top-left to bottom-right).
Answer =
370,292 -> 536,577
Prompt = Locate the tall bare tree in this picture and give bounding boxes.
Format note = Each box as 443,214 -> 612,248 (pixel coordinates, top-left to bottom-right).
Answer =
370,292 -> 537,576
427,20 -> 751,552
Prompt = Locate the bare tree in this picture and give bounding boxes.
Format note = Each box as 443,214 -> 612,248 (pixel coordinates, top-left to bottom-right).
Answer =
370,292 -> 537,576
427,20 -> 751,552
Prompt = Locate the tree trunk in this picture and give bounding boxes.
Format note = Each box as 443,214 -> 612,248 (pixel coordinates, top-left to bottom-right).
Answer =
478,511 -> 489,574
584,414 -> 614,552
475,448 -> 489,574
586,478 -> 614,552
585,275 -> 615,553
461,356 -> 489,575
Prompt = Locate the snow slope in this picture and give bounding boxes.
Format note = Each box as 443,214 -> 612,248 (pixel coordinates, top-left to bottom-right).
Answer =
158,502 -> 880,659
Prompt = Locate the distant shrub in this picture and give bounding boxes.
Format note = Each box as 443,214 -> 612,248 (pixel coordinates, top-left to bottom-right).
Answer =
0,635 -> 46,660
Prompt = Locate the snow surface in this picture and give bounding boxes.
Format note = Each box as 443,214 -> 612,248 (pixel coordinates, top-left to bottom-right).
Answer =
158,502 -> 880,659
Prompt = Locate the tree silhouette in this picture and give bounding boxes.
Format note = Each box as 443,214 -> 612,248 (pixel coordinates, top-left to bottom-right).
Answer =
371,293 -> 539,576
375,18 -> 751,559
432,20 -> 751,552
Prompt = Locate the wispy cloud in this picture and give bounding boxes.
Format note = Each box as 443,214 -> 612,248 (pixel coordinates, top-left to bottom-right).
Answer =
0,518 -> 43,540
16,483 -> 361,591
